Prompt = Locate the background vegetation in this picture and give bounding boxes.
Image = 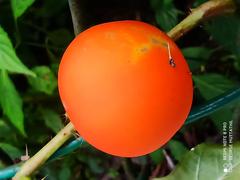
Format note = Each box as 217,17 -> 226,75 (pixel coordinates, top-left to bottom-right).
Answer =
0,0 -> 240,179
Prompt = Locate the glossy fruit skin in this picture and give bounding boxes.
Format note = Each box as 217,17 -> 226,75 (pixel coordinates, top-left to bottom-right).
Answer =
58,20 -> 193,157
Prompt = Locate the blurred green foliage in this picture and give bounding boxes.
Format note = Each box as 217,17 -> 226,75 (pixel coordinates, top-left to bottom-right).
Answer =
27,66 -> 57,95
155,143 -> 240,180
150,0 -> 182,31
0,0 -> 239,179
0,71 -> 25,135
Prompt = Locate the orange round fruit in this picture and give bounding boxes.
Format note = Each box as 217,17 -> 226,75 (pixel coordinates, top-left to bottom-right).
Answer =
58,20 -> 193,157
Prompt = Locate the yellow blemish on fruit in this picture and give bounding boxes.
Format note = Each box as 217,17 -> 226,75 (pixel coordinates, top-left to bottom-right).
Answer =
151,38 -> 161,44
140,46 -> 149,52
150,36 -> 167,47
131,44 -> 151,64
131,36 -> 168,64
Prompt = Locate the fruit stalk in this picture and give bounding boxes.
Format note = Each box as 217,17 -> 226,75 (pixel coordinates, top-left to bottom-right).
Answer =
167,0 -> 236,40
13,0 -> 237,179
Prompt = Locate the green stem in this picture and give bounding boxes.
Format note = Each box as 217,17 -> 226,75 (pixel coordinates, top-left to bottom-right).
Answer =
167,0 -> 236,40
12,123 -> 74,179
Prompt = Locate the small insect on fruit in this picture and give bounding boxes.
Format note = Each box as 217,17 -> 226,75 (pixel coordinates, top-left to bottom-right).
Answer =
58,20 -> 193,157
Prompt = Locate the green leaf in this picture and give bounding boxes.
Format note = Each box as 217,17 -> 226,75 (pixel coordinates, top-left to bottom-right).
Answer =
193,73 -> 237,100
212,102 -> 240,133
224,164 -> 240,179
41,109 -> 63,133
107,168 -> 119,179
0,119 -> 12,138
182,47 -> 212,61
167,140 -> 188,161
0,143 -> 22,160
150,148 -> 164,164
0,26 -> 35,76
182,47 -> 212,71
154,143 -> 240,180
11,0 -> 35,19
0,70 -> 25,135
58,164 -> 71,180
156,9 -> 181,32
205,15 -> 240,57
211,108 -> 232,131
193,73 -> 238,131
27,66 -> 57,95
88,158 -> 104,174
150,0 -> 182,31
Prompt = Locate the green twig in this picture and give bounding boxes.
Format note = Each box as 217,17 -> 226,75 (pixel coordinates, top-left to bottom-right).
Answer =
12,123 -> 74,179
167,0 -> 236,40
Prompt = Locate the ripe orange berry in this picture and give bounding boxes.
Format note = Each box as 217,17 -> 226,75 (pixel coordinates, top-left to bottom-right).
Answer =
58,20 -> 193,157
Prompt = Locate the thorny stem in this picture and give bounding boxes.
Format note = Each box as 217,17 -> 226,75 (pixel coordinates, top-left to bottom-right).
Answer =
167,0 -> 236,40
13,0 -> 237,179
13,123 -> 75,179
